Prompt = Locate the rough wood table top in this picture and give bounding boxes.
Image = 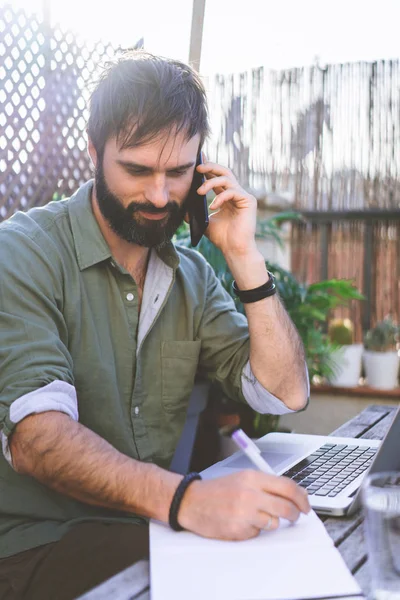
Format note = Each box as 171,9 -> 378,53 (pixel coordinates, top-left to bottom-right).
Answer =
320,403 -> 398,598
79,404 -> 398,600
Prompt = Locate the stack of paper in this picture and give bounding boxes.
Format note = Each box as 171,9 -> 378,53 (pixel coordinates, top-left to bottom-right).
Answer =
150,508 -> 361,600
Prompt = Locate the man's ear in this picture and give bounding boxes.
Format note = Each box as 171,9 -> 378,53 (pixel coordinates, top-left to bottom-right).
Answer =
87,136 -> 98,169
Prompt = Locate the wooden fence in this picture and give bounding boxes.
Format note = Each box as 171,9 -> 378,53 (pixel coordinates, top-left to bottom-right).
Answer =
291,212 -> 400,342
205,59 -> 400,335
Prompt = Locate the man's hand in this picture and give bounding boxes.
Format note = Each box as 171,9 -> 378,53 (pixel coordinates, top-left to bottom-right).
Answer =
177,470 -> 311,541
196,160 -> 258,258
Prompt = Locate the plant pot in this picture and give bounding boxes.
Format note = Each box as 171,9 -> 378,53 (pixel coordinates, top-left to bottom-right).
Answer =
329,344 -> 363,387
363,350 -> 400,390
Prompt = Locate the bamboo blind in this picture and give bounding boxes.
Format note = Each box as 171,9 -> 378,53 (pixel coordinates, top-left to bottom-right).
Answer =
206,61 -> 400,210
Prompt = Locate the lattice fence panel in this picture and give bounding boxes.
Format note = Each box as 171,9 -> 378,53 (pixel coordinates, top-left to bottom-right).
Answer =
0,3 -> 116,219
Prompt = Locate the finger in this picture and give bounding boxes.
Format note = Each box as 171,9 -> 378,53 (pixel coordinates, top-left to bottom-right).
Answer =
209,189 -> 237,210
258,493 -> 301,523
254,512 -> 280,532
197,175 -> 232,196
257,473 -> 311,514
197,161 -> 235,180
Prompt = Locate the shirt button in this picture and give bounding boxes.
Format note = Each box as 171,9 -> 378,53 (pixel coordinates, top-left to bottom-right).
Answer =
126,293 -> 135,301
134,406 -> 140,415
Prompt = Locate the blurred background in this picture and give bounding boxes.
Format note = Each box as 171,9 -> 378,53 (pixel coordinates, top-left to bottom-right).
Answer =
1,0 -> 400,440
6,0 -> 400,73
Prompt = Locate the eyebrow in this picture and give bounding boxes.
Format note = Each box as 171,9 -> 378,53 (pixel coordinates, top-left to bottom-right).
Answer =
116,160 -> 195,173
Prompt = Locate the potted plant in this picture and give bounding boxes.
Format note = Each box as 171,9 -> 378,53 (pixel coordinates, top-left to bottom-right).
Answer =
363,317 -> 400,390
269,267 -> 364,384
327,318 -> 363,387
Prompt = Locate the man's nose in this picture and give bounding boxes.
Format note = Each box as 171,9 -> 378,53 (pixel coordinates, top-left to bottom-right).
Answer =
145,175 -> 169,208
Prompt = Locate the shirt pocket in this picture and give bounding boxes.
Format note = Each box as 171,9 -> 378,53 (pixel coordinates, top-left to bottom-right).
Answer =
161,341 -> 201,412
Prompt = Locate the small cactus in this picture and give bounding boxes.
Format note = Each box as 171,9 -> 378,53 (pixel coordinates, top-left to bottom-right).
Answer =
329,318 -> 354,346
364,317 -> 399,352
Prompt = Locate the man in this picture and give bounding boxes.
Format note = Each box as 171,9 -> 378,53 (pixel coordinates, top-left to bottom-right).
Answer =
0,52 -> 310,599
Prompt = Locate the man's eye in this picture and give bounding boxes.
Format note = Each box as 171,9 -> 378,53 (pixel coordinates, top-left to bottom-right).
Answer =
128,169 -> 146,176
169,170 -> 187,177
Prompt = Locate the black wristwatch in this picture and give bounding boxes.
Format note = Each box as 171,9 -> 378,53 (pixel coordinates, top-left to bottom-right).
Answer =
232,271 -> 277,303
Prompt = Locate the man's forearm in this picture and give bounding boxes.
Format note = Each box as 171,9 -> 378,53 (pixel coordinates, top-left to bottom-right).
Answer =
225,249 -> 308,410
10,411 -> 181,522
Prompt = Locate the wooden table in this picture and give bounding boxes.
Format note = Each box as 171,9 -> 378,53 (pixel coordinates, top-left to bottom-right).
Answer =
319,403 -> 397,598
78,404 -> 398,600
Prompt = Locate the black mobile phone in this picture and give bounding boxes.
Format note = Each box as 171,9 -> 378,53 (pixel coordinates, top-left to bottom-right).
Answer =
187,153 -> 209,246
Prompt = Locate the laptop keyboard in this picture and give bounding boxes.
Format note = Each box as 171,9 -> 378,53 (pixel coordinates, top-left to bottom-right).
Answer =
282,443 -> 377,497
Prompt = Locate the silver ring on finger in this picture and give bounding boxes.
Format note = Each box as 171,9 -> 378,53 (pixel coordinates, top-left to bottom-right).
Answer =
263,515 -> 273,531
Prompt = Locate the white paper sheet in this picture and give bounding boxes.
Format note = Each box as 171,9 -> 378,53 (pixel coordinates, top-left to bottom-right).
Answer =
150,510 -> 361,600
150,450 -> 362,600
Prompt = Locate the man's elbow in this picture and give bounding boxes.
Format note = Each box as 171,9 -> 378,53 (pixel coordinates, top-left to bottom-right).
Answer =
276,380 -> 309,411
281,367 -> 310,411
284,392 -> 309,412
9,432 -> 31,475
8,413 -> 52,475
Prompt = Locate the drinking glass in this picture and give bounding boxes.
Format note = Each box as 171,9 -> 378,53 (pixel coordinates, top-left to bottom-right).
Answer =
362,472 -> 400,600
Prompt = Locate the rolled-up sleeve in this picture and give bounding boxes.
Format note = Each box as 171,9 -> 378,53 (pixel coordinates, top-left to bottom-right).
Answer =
0,381 -> 78,467
0,226 -> 76,465
241,360 -> 310,415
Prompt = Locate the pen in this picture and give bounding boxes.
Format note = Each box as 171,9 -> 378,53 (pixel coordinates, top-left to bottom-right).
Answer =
230,428 -> 275,475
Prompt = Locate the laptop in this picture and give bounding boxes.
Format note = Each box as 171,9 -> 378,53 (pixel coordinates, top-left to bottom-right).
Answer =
202,405 -> 400,516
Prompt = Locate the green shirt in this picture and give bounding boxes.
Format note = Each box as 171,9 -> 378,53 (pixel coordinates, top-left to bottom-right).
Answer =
0,181 -> 254,558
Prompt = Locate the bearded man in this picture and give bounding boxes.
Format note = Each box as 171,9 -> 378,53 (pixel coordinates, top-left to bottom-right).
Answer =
0,52 -> 309,600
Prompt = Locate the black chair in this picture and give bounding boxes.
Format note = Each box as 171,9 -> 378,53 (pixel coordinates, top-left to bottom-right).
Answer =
169,379 -> 210,475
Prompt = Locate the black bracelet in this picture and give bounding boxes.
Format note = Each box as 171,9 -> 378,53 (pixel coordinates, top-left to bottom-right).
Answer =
232,271 -> 277,303
168,472 -> 202,532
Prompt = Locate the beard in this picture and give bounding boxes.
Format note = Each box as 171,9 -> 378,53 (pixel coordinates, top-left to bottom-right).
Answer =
94,161 -> 187,249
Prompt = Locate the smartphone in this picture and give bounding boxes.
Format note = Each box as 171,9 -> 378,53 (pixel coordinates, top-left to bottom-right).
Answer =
187,152 -> 209,246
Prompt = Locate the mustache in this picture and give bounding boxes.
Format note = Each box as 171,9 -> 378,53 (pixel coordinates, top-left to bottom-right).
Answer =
126,201 -> 179,216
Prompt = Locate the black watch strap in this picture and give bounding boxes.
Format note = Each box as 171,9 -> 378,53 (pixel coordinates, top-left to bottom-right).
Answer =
168,472 -> 202,532
232,271 -> 277,303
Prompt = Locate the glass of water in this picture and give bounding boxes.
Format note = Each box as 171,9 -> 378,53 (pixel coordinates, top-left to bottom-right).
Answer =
362,472 -> 400,600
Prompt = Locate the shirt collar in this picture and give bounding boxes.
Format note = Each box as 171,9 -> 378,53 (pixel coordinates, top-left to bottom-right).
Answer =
68,180 -> 112,271
68,180 -> 180,272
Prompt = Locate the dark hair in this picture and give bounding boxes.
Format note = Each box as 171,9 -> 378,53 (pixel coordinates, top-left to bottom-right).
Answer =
87,51 -> 210,156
